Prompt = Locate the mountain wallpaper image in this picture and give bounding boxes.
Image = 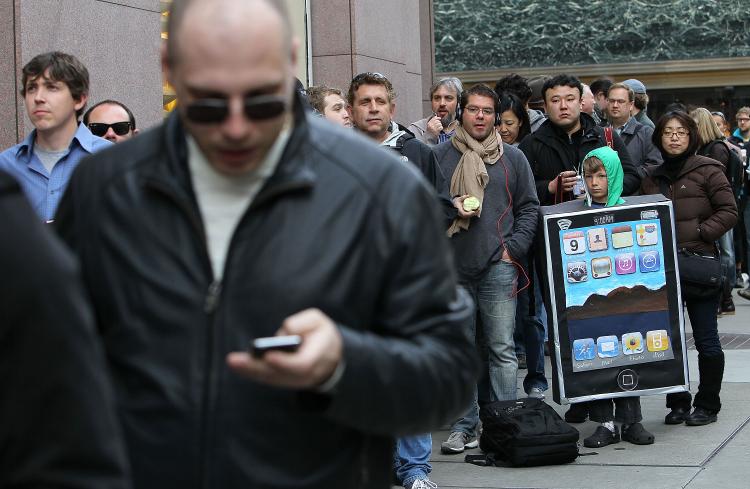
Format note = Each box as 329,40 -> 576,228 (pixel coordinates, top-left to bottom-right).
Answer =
567,285 -> 668,321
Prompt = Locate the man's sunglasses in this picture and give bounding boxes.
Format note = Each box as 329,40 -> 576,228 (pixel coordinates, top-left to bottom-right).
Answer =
88,121 -> 132,137
185,95 -> 287,124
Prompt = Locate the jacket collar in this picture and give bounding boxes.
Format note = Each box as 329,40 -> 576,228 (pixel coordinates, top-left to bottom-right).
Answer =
536,112 -> 600,144
733,128 -> 750,142
649,153 -> 720,180
144,91 -> 316,208
619,117 -> 638,135
15,122 -> 98,162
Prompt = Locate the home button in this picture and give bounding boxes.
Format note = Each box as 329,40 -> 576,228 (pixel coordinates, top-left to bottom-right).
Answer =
617,369 -> 638,391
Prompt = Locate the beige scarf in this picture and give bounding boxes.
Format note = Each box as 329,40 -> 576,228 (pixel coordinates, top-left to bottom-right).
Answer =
447,126 -> 502,236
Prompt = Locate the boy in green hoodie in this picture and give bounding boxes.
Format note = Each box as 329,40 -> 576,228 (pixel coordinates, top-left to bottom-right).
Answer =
578,146 -> 655,447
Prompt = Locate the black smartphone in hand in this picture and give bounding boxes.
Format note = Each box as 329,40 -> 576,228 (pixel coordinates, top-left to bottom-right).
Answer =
250,335 -> 302,357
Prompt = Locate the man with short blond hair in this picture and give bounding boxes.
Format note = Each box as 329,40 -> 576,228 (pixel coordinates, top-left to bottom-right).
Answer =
305,85 -> 351,127
730,107 -> 750,302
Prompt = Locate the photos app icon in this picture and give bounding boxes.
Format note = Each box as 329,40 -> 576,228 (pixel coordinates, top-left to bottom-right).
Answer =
622,332 -> 644,355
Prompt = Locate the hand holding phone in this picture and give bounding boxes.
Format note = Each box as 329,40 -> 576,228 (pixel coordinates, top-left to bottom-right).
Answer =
227,309 -> 342,389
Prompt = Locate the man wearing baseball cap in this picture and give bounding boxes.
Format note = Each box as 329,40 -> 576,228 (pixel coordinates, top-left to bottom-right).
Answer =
622,79 -> 654,129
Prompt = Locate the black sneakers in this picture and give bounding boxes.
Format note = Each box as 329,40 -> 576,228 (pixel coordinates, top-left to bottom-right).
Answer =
583,425 -> 620,448
665,407 -> 690,424
685,407 -> 718,426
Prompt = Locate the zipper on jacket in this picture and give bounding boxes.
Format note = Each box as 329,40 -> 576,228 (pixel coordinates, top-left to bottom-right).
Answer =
200,278 -> 222,489
204,280 -> 222,314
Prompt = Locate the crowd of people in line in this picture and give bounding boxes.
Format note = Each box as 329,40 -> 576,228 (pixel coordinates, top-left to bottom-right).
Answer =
1,1 -> 748,488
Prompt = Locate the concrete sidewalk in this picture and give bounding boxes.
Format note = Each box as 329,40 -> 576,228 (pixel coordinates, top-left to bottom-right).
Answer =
423,290 -> 750,489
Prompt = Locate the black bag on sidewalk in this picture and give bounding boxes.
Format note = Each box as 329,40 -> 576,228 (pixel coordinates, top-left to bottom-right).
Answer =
474,398 -> 579,467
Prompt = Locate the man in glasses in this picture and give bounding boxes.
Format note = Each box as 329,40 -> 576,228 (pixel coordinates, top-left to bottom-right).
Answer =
730,107 -> 750,302
605,82 -> 661,169
54,1 -> 477,488
434,84 -> 539,455
0,51 -> 111,221
83,100 -> 139,143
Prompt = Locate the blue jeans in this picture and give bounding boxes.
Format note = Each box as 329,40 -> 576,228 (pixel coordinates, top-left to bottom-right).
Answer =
719,229 -> 736,288
745,200 -> 750,275
394,434 -> 431,487
452,261 -> 518,435
515,256 -> 548,394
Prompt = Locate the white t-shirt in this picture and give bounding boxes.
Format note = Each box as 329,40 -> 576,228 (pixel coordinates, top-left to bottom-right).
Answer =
187,123 -> 291,279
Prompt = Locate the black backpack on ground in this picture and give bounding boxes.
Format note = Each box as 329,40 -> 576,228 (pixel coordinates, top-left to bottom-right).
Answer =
473,398 -> 579,467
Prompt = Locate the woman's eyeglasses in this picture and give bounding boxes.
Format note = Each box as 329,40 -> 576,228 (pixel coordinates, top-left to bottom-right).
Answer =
663,129 -> 689,139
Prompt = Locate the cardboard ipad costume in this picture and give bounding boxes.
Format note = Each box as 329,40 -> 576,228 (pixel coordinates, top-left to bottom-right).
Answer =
538,195 -> 689,404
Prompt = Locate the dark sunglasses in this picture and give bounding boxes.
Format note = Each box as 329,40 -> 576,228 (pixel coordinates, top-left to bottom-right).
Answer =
88,121 -> 131,137
185,95 -> 287,124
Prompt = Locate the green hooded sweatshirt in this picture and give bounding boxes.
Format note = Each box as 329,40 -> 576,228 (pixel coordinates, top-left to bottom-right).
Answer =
581,146 -> 625,207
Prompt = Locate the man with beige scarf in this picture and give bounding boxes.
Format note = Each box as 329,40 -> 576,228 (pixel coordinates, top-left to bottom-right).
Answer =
434,84 -> 540,454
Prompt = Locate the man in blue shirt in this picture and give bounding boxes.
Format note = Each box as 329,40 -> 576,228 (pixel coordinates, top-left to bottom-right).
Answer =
0,51 -> 110,221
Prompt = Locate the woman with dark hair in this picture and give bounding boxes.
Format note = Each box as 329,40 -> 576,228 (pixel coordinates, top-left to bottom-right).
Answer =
641,111 -> 737,426
496,92 -> 531,146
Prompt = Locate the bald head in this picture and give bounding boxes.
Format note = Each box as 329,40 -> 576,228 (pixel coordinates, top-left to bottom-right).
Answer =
162,0 -> 298,175
166,0 -> 291,66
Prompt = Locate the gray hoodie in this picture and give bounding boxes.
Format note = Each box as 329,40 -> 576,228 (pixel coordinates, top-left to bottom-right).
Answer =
434,141 -> 539,281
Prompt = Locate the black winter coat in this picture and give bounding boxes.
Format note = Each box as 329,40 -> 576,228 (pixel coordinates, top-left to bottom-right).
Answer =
391,125 -> 457,227
0,171 -> 130,488
54,100 -> 478,489
519,113 -> 641,205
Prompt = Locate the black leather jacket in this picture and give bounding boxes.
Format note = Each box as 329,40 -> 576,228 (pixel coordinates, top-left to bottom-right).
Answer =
55,100 -> 477,489
1,171 -> 130,488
